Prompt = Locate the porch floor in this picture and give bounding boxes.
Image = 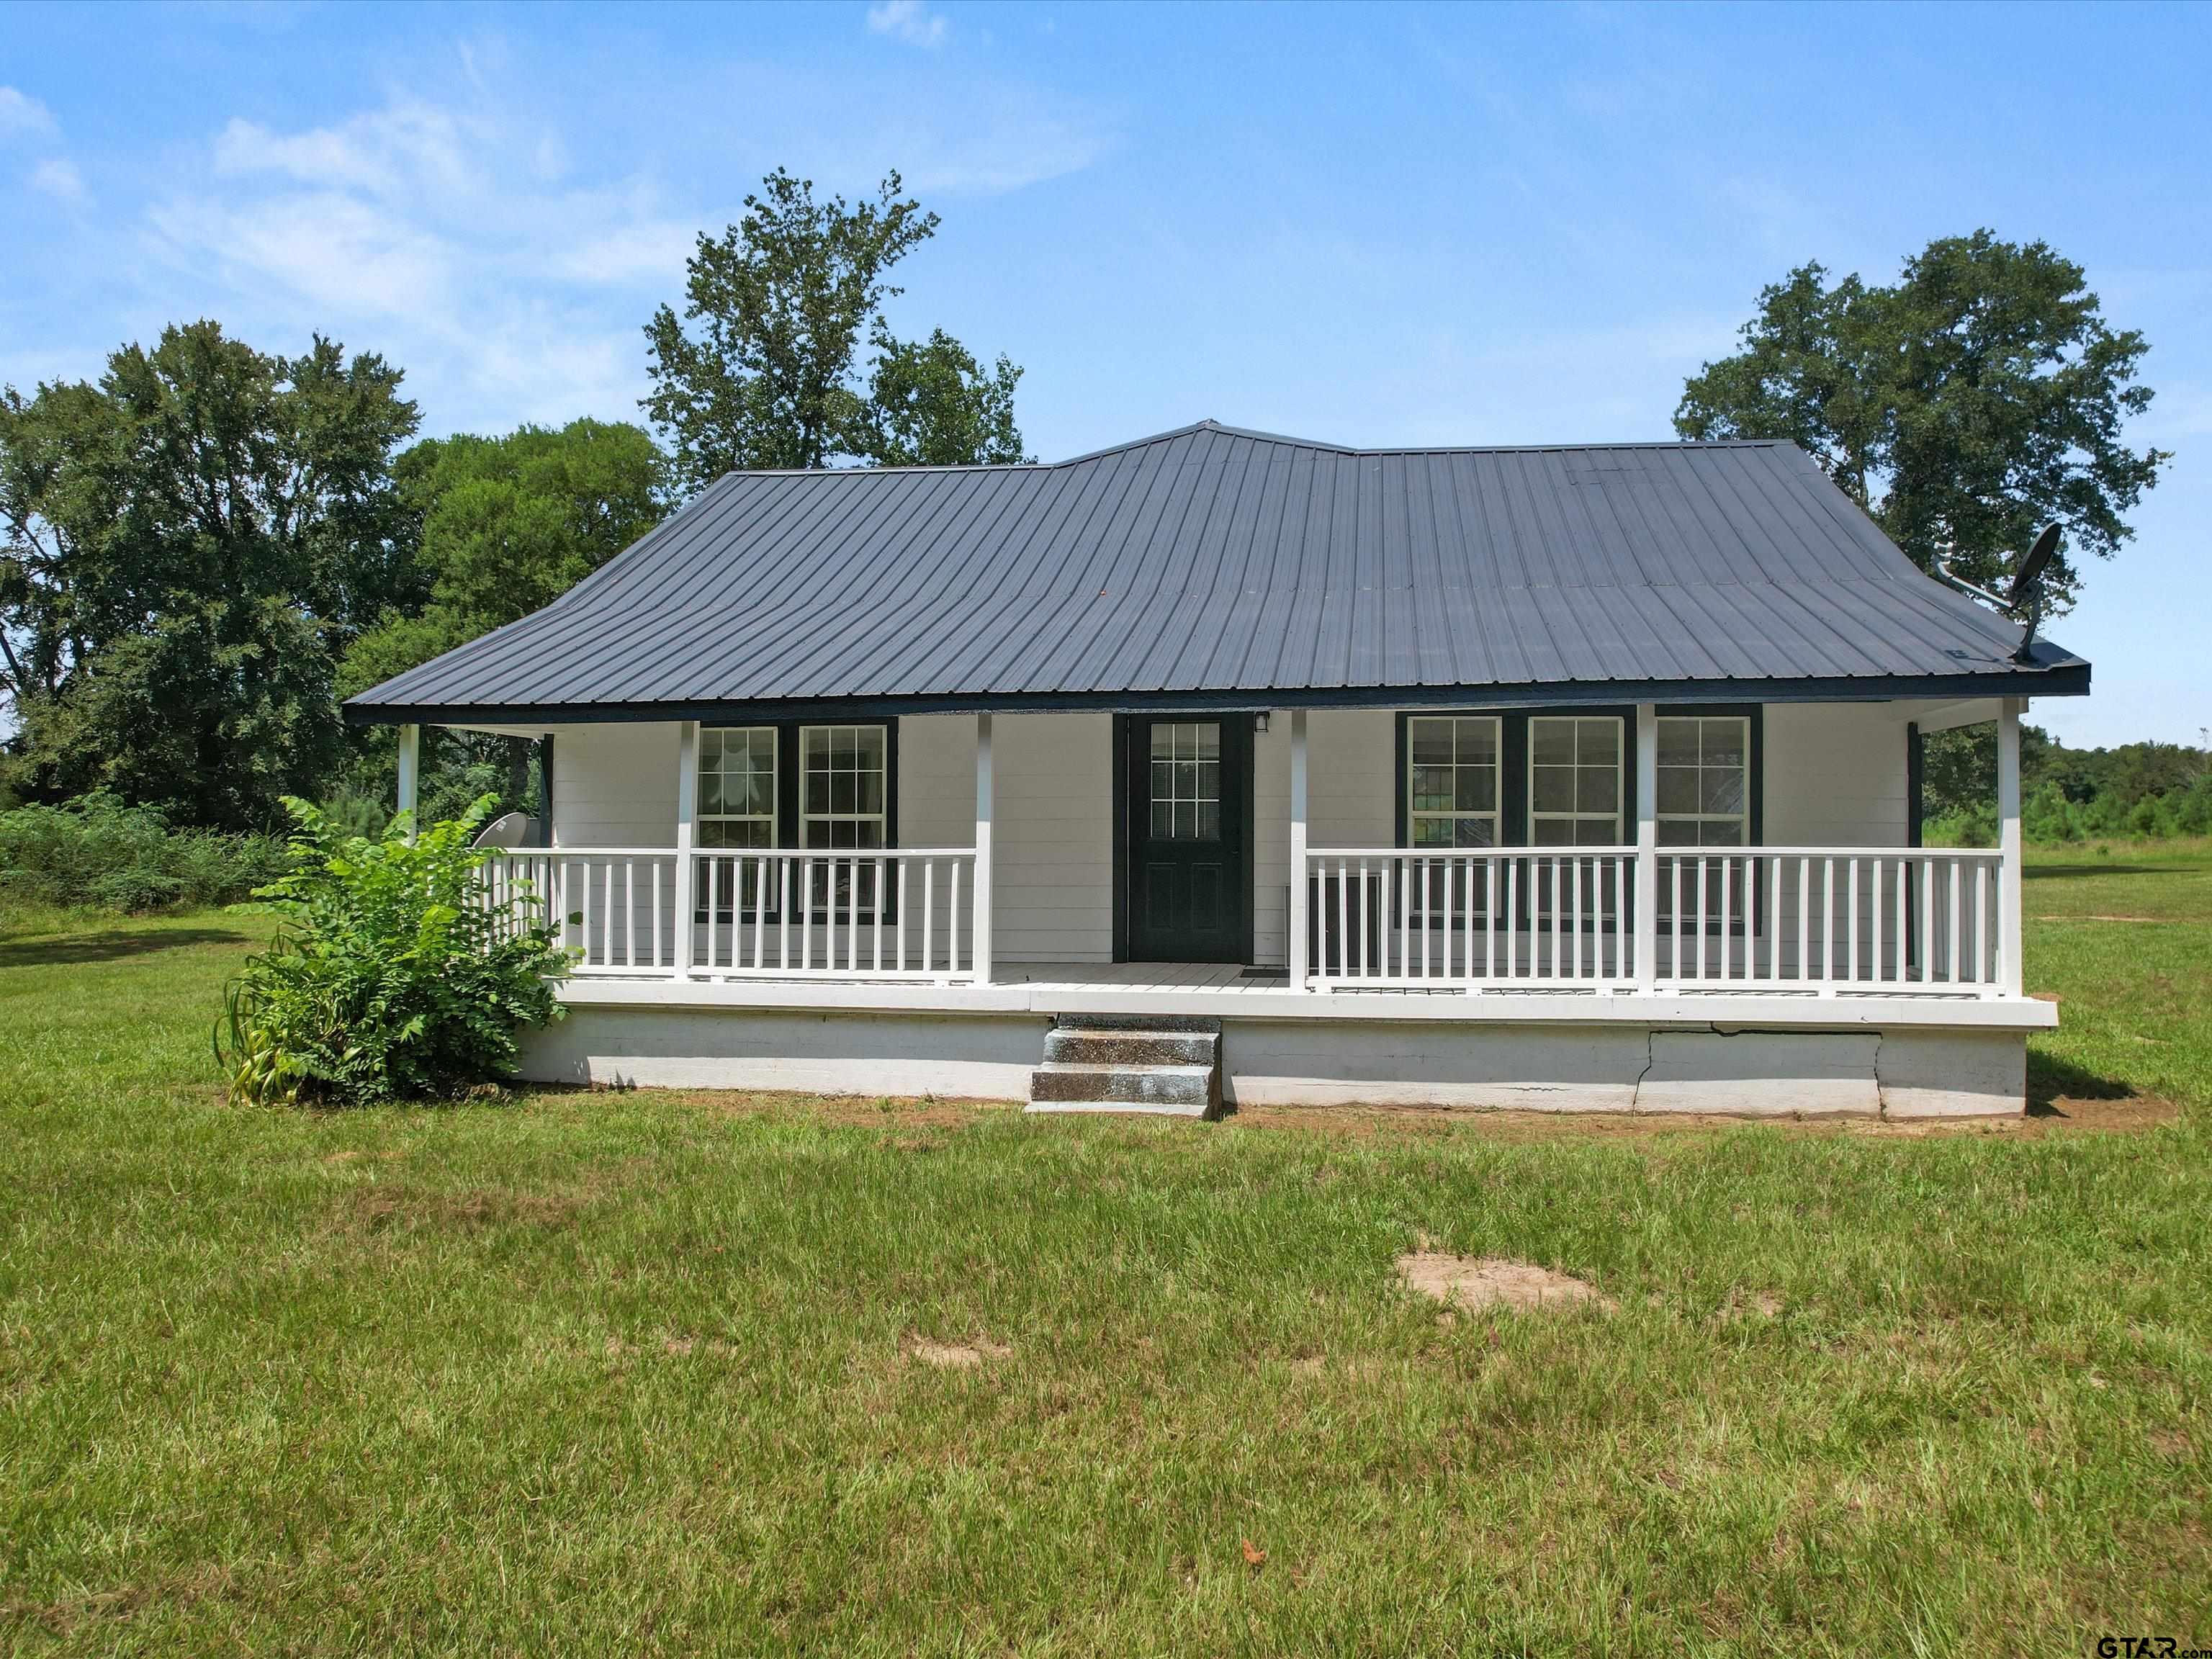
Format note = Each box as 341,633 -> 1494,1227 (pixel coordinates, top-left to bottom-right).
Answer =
559,958 -> 2054,1031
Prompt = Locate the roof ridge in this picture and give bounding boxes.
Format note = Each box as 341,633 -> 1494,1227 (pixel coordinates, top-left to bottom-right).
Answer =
703,421 -> 1784,485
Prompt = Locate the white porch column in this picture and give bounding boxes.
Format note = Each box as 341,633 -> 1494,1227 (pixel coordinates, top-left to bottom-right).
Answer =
673,719 -> 698,979
1998,696 -> 2024,997
1634,703 -> 1658,992
1288,710 -> 1308,991
396,723 -> 420,842
973,713 -> 994,986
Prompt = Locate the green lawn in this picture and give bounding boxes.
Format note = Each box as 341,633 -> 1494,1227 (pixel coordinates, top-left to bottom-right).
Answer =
1,850 -> 2208,1655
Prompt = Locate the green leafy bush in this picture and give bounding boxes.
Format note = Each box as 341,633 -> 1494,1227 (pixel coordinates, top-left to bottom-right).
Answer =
220,796 -> 572,1106
0,792 -> 289,912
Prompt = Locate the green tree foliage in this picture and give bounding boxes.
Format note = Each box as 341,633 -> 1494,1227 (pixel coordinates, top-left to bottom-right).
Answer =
0,321 -> 419,827
342,418 -> 666,696
338,418 -> 667,827
860,328 -> 1028,467
643,168 -> 1028,492
1677,231 -> 2169,606
1922,722 -> 2212,844
220,796 -> 570,1106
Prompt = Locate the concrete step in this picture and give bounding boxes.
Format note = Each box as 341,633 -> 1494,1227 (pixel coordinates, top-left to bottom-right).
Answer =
1028,1015 -> 1225,1120
1054,1012 -> 1222,1035
1028,1061 -> 1215,1107
1043,1028 -> 1219,1067
1022,1095 -> 1215,1118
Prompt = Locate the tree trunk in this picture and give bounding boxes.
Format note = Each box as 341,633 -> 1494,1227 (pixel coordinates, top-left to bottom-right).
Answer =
508,736 -> 531,819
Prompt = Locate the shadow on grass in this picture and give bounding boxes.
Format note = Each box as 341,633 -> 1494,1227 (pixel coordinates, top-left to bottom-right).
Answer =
2025,862 -> 2203,880
2026,1048 -> 2136,1115
0,927 -> 251,968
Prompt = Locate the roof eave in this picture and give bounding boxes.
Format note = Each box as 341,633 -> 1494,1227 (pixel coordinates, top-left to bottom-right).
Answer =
341,662 -> 2090,729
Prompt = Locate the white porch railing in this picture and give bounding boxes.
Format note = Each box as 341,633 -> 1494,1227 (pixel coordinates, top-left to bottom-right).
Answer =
478,847 -> 980,981
690,849 -> 978,979
1304,850 -> 1637,988
1655,848 -> 2004,992
482,842 -> 2005,998
1300,846 -> 2006,996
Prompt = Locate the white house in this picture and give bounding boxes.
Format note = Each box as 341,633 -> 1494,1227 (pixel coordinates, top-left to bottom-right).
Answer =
347,422 -> 2082,1118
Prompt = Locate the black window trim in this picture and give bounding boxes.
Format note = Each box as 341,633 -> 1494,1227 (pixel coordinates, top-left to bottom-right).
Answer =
1391,705 -> 1763,932
693,716 -> 900,922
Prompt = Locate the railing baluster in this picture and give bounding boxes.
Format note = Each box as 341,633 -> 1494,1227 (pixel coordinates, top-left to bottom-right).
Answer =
949,860 -> 963,977
1974,860 -> 1988,986
1485,859 -> 1497,981
923,861 -> 936,976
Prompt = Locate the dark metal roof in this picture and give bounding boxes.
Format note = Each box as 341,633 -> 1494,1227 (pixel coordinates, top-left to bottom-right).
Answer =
346,420 -> 2087,725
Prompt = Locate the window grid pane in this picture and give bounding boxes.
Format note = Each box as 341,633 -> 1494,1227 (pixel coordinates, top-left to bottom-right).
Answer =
1527,716 -> 1624,845
1655,716 -> 1750,842
1406,716 -> 1500,852
697,726 -> 777,843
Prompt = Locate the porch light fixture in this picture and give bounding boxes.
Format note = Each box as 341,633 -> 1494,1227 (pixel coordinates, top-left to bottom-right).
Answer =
1254,713 -> 1270,733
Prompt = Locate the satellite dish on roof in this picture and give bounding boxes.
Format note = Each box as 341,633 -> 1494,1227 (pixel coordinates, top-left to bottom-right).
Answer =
1930,523 -> 2064,666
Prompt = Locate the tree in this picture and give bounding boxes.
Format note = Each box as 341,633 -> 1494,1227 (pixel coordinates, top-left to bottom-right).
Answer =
1676,231 -> 2169,606
342,419 -> 666,695
642,168 -> 1027,491
861,328 -> 1029,467
340,418 -> 668,823
0,322 -> 418,828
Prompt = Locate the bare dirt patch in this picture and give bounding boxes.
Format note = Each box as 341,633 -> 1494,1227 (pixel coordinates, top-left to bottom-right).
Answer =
341,1184 -> 593,1235
2023,1094 -> 2179,1136
902,1331 -> 1012,1369
657,1090 -> 1016,1131
1395,1253 -> 1617,1316
1717,1287 -> 1786,1323
1228,1095 -> 2176,1146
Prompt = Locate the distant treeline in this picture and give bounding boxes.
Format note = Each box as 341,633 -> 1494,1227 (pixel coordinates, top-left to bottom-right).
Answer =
1924,724 -> 2211,845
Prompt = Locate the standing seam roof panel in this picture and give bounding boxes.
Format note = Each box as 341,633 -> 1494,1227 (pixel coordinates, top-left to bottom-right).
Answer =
346,421 -> 2087,715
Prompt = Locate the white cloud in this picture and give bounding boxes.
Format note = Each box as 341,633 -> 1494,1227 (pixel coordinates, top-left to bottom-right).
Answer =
28,156 -> 84,201
0,86 -> 59,141
866,0 -> 947,48
138,86 -> 700,434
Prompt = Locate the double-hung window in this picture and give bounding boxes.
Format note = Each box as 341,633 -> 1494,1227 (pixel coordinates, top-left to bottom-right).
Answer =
801,724 -> 889,907
1406,716 -> 1501,848
1657,714 -> 1753,925
698,727 -> 777,915
694,721 -> 895,915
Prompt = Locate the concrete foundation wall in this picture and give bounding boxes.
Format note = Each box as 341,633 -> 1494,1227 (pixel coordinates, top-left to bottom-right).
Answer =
522,1008 -> 2026,1117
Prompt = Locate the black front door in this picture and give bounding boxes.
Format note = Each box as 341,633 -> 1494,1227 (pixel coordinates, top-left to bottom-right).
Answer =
1125,716 -> 1250,963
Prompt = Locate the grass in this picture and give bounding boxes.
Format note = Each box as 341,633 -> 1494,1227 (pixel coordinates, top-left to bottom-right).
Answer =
1,852 -> 2209,1655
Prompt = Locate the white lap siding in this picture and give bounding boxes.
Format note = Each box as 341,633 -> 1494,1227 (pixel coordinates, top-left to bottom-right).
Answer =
1761,703 -> 1912,848
900,713 -> 1114,964
549,721 -> 681,847
1251,709 -> 1395,966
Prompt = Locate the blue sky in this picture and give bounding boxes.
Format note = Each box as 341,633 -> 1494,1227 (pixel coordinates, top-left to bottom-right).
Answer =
2,0 -> 2204,747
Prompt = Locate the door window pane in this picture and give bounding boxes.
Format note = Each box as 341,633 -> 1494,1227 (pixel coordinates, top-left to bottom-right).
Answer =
1148,722 -> 1221,841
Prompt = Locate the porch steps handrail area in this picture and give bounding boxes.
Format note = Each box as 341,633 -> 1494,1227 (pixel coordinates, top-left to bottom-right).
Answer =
1298,845 -> 2007,996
